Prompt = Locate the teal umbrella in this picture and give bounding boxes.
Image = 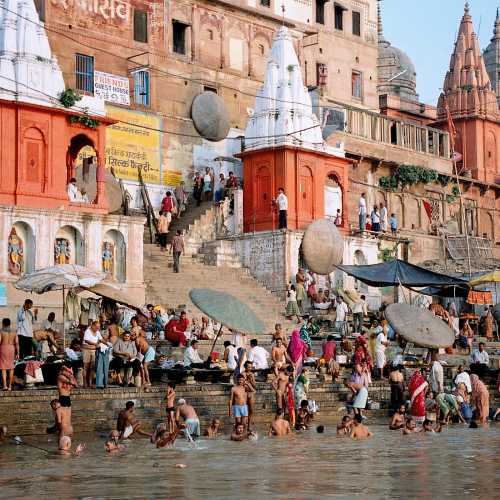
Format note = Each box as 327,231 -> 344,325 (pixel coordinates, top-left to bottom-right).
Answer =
189,289 -> 265,334
189,289 -> 266,354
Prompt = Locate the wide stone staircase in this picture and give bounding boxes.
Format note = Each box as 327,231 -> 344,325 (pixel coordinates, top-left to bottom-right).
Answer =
143,201 -> 295,336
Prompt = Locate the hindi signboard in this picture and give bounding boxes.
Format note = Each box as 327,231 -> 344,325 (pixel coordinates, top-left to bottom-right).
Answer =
94,71 -> 130,105
105,106 -> 162,184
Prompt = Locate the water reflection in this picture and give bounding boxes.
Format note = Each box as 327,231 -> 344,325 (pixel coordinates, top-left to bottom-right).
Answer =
0,424 -> 498,499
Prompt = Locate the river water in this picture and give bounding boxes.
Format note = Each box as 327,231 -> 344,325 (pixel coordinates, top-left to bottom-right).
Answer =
0,423 -> 498,499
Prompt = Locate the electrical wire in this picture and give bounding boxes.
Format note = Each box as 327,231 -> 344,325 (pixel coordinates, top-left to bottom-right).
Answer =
0,76 -> 324,143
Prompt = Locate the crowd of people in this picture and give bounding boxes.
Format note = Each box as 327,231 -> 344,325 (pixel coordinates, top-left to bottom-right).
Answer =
358,193 -> 397,235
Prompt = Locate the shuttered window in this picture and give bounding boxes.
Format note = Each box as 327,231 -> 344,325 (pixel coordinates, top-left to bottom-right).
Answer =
352,11 -> 361,36
75,54 -> 94,93
134,10 -> 148,43
134,70 -> 150,106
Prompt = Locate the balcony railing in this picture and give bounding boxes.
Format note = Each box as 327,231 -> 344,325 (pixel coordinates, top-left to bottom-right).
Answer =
342,106 -> 451,160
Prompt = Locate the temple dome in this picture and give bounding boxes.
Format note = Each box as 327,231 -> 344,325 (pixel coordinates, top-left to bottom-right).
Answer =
376,2 -> 419,103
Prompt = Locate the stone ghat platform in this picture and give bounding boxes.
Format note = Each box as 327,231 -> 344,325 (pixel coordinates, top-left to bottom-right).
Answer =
0,379 -> 392,436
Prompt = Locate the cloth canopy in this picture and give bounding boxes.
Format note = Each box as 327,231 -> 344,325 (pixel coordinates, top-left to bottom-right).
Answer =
469,270 -> 500,286
337,259 -> 468,288
418,286 -> 469,298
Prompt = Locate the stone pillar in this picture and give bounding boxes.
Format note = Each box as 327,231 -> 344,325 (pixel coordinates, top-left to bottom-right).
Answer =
0,210 -> 9,278
38,213 -> 53,269
233,189 -> 244,235
85,218 -> 101,272
126,219 -> 144,285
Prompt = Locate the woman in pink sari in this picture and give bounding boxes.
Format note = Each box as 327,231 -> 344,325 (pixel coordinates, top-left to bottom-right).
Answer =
287,329 -> 308,374
470,374 -> 489,424
408,368 -> 428,424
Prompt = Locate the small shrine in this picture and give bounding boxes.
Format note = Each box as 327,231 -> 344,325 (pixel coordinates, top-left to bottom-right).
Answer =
239,26 -> 351,232
0,0 -> 144,314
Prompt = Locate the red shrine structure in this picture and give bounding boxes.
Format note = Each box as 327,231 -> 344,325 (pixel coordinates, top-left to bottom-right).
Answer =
240,27 -> 350,233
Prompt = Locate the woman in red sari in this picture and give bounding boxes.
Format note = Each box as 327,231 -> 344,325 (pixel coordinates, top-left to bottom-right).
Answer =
408,368 -> 428,424
353,337 -> 373,370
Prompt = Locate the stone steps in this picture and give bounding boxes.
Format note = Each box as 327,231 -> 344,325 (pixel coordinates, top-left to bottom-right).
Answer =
142,198 -> 293,332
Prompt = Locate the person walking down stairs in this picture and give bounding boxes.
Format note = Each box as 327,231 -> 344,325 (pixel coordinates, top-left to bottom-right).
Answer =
171,230 -> 185,273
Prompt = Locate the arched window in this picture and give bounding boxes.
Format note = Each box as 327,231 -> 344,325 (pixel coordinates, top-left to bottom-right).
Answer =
324,173 -> 343,224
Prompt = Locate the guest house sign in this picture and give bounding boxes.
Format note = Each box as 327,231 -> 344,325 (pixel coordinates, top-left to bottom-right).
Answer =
94,71 -> 130,105
50,0 -> 130,22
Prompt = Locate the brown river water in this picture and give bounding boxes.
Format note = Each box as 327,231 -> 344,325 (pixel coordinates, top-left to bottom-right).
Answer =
0,422 -> 498,499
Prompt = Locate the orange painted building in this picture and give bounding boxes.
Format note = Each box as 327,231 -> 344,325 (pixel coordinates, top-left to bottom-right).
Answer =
0,99 -> 112,213
240,145 -> 350,232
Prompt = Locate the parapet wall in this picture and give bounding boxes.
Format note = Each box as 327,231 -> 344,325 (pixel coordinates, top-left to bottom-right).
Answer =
0,380 -> 392,436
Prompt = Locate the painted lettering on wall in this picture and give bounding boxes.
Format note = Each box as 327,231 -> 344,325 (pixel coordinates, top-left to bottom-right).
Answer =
50,0 -> 130,21
105,105 -> 163,184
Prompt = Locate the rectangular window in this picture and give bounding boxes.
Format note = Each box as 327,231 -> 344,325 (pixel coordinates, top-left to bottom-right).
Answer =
173,21 -> 188,55
334,4 -> 344,30
133,70 -> 150,106
75,54 -> 94,93
203,86 -> 217,94
351,71 -> 362,99
352,11 -> 361,36
316,0 -> 326,25
134,10 -> 148,43
33,0 -> 45,22
260,0 -> 271,7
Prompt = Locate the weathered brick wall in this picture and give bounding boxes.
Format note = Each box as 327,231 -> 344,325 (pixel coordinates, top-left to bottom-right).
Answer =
0,381 -> 392,436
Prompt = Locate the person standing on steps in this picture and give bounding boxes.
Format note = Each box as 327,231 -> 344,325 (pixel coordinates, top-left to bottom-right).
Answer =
157,211 -> 170,252
171,230 -> 185,273
358,192 -> 367,233
193,172 -> 203,207
276,187 -> 288,230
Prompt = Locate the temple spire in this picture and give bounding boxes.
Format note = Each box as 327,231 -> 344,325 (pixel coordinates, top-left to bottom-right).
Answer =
438,2 -> 500,119
377,0 -> 387,44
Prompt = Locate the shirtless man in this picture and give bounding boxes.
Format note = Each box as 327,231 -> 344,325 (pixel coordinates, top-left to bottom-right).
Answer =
268,409 -> 291,436
231,422 -> 248,442
272,323 -> 288,346
272,366 -> 289,411
422,418 -> 442,433
229,374 -> 251,429
165,382 -> 176,433
105,430 -> 124,453
402,416 -> 418,435
56,363 -> 77,437
337,415 -> 353,436
204,418 -> 221,437
155,426 -> 181,448
176,399 -> 201,438
58,435 -> 85,456
271,338 -> 290,377
295,400 -> 313,430
133,330 -> 154,387
0,318 -> 19,391
117,401 -> 151,439
242,361 -> 257,431
389,404 -> 407,430
350,413 -> 372,439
